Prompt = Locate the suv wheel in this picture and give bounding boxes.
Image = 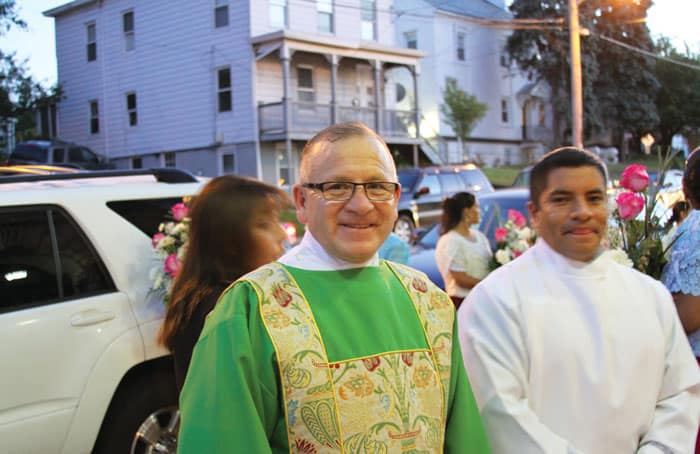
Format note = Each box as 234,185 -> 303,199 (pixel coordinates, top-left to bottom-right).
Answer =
94,367 -> 179,454
393,214 -> 415,243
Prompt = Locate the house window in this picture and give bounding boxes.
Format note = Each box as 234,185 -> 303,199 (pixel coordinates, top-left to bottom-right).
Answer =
217,67 -> 232,112
222,153 -> 236,173
89,100 -> 99,134
164,152 -> 176,168
123,11 -> 135,51
86,23 -> 97,62
215,0 -> 229,28
500,43 -> 508,67
277,148 -> 293,188
317,0 -> 333,33
270,0 -> 287,29
126,92 -> 138,126
132,157 -> 142,169
501,98 -> 510,124
456,32 -> 465,61
404,30 -> 417,49
296,67 -> 315,104
361,0 -> 376,40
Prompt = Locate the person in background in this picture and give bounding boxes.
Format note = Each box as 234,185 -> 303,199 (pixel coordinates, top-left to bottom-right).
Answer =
177,122 -> 489,452
435,192 -> 491,309
378,231 -> 410,264
662,147 -> 700,452
158,175 -> 290,392
459,147 -> 700,453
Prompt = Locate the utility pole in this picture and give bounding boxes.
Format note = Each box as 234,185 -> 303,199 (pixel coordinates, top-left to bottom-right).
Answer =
568,0 -> 583,148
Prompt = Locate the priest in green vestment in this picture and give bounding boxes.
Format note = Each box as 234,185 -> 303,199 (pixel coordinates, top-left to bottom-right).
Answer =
178,122 -> 490,453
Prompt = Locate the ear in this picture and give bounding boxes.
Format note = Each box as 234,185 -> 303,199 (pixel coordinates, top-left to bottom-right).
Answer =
293,184 -> 309,225
527,200 -> 540,229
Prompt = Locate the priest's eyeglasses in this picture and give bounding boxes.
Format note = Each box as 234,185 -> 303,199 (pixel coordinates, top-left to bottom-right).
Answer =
302,181 -> 399,202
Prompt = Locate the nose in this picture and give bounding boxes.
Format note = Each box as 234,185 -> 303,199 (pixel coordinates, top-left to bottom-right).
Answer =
344,184 -> 375,212
571,197 -> 592,219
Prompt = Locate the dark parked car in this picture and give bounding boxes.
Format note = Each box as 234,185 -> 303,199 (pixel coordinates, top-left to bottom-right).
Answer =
7,140 -> 115,170
394,164 -> 494,242
408,188 -> 531,289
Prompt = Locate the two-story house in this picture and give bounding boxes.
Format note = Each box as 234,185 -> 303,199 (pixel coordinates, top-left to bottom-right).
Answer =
45,0 -> 424,187
393,0 -> 553,166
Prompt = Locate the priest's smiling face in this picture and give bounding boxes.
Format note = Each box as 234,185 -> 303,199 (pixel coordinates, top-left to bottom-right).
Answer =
528,165 -> 608,262
294,133 -> 400,263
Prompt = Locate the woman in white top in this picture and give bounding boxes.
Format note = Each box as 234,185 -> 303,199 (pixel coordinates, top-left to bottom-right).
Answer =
435,192 -> 492,309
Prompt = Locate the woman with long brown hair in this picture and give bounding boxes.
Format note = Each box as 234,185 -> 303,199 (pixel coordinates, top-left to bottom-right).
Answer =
158,174 -> 290,391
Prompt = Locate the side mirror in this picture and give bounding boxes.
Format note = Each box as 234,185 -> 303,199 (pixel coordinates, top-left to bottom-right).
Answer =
414,187 -> 429,199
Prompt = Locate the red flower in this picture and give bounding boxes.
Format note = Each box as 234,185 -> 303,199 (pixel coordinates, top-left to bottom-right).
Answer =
171,202 -> 189,221
619,164 -> 649,193
163,254 -> 181,277
507,209 -> 527,228
401,352 -> 414,367
412,278 -> 428,293
363,356 -> 380,372
494,227 -> 508,243
616,192 -> 645,220
295,439 -> 317,454
272,285 -> 292,307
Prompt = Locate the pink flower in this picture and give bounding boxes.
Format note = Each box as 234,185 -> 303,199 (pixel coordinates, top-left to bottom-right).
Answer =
507,209 -> 527,228
151,232 -> 165,248
164,253 -> 182,277
171,202 -> 189,221
495,227 -> 508,243
619,164 -> 649,193
616,192 -> 645,220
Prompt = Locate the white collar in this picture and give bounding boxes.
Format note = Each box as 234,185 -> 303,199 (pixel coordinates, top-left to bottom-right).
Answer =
533,237 -> 608,277
279,231 -> 380,270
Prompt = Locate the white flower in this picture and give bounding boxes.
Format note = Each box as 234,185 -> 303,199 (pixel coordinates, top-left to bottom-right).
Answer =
512,239 -> 530,252
159,236 -> 175,249
603,248 -> 633,267
495,248 -> 512,265
518,227 -> 533,241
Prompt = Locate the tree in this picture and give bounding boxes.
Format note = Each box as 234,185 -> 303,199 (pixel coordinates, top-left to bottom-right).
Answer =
652,38 -> 700,149
507,0 -> 658,149
440,77 -> 488,162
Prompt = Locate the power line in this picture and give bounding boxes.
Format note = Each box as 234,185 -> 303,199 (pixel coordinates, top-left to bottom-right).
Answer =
596,34 -> 700,71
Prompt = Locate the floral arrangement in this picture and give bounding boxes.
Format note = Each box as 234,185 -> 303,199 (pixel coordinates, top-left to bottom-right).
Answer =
608,155 -> 679,279
489,209 -> 536,270
149,200 -> 190,304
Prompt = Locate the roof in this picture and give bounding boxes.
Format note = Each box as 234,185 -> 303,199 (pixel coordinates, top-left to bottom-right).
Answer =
425,0 -> 511,20
43,0 -> 97,17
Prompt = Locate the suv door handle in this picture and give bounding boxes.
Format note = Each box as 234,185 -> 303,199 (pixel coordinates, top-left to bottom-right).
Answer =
70,309 -> 116,327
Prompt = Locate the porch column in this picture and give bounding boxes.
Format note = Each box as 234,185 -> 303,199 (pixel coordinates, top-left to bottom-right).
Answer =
281,45 -> 294,189
373,59 -> 383,133
411,64 -> 421,140
330,54 -> 339,124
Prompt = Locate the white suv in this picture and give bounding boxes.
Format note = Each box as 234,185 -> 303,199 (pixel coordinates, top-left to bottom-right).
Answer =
0,169 -> 205,453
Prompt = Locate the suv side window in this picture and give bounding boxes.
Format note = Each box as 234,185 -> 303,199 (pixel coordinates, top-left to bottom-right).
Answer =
12,144 -> 48,162
53,148 -> 66,163
0,206 -> 115,313
107,197 -> 184,236
460,169 -> 493,192
420,174 -> 441,196
69,147 -> 99,165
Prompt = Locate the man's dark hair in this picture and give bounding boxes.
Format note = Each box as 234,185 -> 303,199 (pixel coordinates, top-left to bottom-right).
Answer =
683,146 -> 700,207
529,147 -> 607,207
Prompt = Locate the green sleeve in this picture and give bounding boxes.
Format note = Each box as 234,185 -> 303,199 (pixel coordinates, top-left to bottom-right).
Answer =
445,317 -> 491,453
177,282 -> 286,453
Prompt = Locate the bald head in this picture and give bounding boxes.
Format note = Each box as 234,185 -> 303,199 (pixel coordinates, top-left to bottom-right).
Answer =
299,122 -> 396,183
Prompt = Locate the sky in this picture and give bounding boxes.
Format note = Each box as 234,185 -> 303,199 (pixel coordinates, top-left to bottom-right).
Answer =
1,0 -> 698,88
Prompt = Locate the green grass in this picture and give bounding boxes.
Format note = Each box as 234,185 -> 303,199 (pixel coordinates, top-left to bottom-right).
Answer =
482,166 -> 522,188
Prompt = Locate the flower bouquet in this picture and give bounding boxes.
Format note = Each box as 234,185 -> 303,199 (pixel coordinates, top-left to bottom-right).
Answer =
489,209 -> 536,270
608,153 -> 680,279
150,200 -> 190,304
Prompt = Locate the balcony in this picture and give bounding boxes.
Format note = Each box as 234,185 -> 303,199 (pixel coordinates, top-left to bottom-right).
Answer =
258,101 -> 418,142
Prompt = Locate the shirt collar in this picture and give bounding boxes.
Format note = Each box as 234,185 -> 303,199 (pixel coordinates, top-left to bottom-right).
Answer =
534,237 -> 608,277
279,230 -> 380,270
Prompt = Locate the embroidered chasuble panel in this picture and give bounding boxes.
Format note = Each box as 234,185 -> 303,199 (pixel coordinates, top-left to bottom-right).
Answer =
244,262 -> 454,453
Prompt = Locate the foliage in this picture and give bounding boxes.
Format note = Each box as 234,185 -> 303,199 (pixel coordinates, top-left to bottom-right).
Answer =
0,0 -> 25,35
150,200 -> 191,305
607,150 -> 680,279
653,39 -> 700,149
440,77 -> 487,160
506,0 -> 658,144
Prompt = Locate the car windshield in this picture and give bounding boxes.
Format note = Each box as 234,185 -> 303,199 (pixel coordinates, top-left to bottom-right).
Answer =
12,144 -> 48,162
398,171 -> 418,192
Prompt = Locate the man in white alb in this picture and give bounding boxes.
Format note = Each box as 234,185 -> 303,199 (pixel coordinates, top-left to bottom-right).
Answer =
458,147 -> 700,453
